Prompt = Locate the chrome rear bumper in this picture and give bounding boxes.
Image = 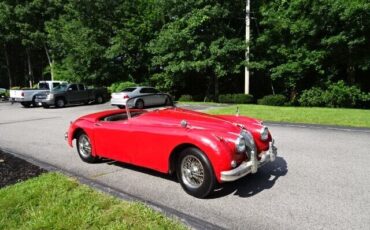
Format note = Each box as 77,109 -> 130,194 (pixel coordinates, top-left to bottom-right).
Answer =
220,140 -> 278,182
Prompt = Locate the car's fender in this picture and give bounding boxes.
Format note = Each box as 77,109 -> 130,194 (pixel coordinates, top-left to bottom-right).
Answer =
170,129 -> 237,183
67,119 -> 99,156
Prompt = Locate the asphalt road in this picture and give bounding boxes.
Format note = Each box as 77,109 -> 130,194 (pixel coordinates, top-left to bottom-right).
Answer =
0,102 -> 369,229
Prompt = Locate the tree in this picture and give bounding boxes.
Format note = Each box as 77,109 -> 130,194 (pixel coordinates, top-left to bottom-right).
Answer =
0,1 -> 17,88
46,0 -> 126,85
250,0 -> 370,99
149,1 -> 246,99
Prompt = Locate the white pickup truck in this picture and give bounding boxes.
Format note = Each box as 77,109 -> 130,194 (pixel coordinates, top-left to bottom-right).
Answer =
10,81 -> 67,107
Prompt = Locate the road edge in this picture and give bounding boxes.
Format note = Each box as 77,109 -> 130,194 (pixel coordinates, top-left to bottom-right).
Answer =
264,121 -> 370,133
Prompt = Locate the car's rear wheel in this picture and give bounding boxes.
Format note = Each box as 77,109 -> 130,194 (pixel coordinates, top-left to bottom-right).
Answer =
176,147 -> 215,198
55,98 -> 65,108
135,99 -> 144,109
76,132 -> 100,163
95,95 -> 104,104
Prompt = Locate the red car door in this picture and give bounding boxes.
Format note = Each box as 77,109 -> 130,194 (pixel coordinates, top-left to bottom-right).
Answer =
128,123 -> 182,172
92,120 -> 135,163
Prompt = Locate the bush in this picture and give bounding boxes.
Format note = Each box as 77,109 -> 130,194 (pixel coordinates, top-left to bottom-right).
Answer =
299,81 -> 369,108
298,87 -> 326,107
178,95 -> 193,102
257,94 -> 287,106
326,81 -> 364,107
192,95 -> 204,102
108,81 -> 136,93
218,94 -> 254,104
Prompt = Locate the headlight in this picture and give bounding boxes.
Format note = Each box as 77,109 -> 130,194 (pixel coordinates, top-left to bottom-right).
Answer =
235,136 -> 246,153
46,94 -> 54,99
260,126 -> 269,141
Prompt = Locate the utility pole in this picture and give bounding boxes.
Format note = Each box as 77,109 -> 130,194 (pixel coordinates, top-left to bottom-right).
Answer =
244,0 -> 250,94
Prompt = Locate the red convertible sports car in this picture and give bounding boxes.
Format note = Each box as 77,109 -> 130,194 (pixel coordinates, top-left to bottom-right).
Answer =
66,94 -> 278,198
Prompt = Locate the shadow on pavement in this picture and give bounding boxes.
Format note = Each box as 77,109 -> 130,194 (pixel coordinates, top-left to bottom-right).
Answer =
209,156 -> 288,199
105,156 -> 287,199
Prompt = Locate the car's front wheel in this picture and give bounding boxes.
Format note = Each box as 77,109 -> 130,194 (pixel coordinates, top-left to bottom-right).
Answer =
176,147 -> 216,198
55,98 -> 65,108
76,132 -> 100,163
95,95 -> 104,104
135,99 -> 144,109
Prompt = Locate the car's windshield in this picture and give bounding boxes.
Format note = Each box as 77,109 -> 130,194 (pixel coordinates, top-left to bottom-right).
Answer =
38,83 -> 50,90
121,87 -> 136,92
52,84 -> 69,92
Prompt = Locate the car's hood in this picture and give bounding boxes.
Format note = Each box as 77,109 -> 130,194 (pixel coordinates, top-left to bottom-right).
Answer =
132,108 -> 259,134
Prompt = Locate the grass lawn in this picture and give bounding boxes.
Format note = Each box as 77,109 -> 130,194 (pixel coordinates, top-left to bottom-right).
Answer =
0,172 -> 186,230
207,104 -> 370,128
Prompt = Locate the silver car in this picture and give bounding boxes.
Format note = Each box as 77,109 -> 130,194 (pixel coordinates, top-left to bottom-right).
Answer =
110,86 -> 169,109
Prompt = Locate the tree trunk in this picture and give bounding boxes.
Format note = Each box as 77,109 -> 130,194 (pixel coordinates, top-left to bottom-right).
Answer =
26,48 -> 33,87
214,74 -> 219,102
3,44 -> 12,88
346,65 -> 356,84
270,76 -> 275,95
43,43 -> 54,81
346,54 -> 356,84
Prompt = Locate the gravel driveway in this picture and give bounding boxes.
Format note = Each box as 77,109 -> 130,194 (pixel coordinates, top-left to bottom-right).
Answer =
0,102 -> 369,229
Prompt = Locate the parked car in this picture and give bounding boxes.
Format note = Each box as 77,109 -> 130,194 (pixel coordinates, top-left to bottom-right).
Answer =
36,83 -> 109,108
110,86 -> 169,109
9,81 -> 67,107
66,94 -> 278,198
0,88 -> 7,101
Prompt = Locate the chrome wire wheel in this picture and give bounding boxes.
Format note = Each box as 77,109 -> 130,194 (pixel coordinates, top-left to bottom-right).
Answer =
181,155 -> 205,189
78,134 -> 92,158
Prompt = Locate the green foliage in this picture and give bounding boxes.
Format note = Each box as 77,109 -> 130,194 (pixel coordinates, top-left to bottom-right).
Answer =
257,95 -> 287,106
299,81 -> 370,108
178,95 -> 194,102
149,2 -> 245,93
1,0 -> 369,104
108,81 -> 136,93
250,0 -> 370,95
219,94 -> 254,104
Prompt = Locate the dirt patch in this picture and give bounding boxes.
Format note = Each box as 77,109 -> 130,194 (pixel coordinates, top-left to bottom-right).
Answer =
0,151 -> 46,188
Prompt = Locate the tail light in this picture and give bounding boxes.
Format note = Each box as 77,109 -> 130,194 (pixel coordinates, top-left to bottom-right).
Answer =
123,95 -> 129,99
